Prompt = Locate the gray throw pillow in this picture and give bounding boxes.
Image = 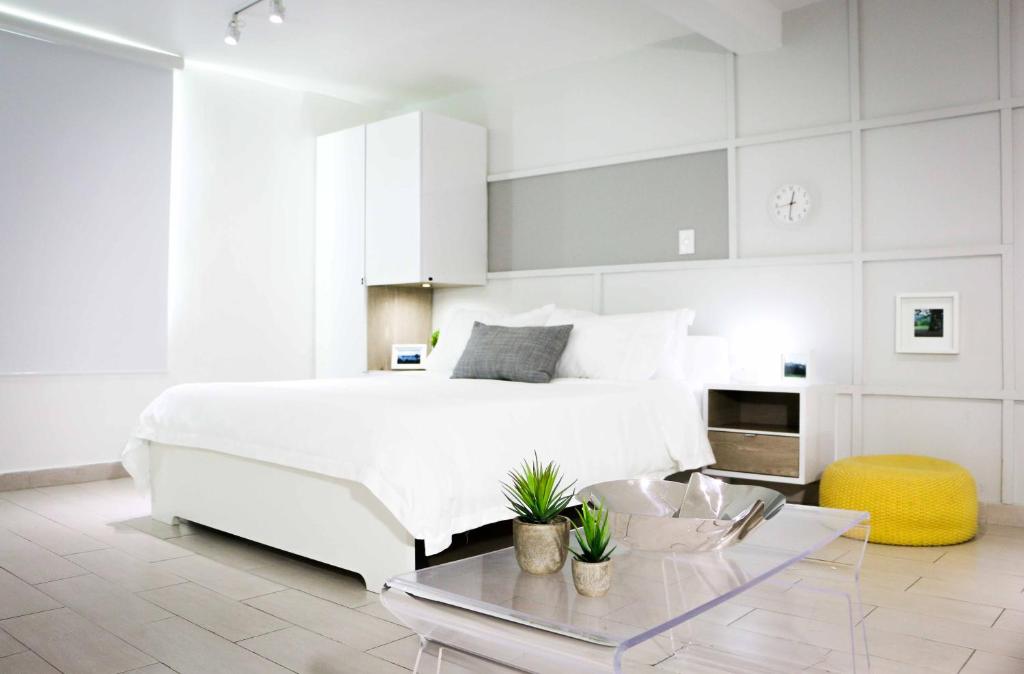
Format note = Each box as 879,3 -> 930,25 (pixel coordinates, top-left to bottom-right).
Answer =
451,322 -> 573,383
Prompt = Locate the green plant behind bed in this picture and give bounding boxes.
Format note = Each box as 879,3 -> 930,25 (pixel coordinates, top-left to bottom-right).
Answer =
430,329 -> 440,348
502,452 -> 575,524
572,500 -> 615,563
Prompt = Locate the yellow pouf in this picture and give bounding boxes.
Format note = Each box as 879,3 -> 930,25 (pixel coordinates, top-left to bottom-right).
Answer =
820,455 -> 977,546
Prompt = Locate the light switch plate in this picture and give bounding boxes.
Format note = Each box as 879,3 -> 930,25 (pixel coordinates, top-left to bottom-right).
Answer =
678,229 -> 695,255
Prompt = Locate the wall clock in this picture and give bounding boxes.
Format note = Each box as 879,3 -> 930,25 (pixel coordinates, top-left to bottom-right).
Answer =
771,184 -> 811,224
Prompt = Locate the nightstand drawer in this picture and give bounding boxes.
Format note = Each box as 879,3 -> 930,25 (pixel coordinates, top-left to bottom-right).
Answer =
708,430 -> 800,478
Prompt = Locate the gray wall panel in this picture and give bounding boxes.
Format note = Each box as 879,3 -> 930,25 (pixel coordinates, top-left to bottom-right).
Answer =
488,151 -> 728,272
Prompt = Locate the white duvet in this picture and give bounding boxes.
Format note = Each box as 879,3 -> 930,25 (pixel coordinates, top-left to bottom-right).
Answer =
123,374 -> 714,554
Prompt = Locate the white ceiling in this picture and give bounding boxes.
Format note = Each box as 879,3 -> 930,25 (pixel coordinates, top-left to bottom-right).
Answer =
3,0 -> 820,106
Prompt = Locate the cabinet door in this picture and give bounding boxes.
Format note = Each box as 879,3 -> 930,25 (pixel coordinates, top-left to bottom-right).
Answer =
315,127 -> 367,377
420,112 -> 487,286
365,112 -> 421,285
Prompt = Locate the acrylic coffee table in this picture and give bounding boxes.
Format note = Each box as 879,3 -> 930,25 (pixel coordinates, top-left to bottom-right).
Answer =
382,504 -> 871,673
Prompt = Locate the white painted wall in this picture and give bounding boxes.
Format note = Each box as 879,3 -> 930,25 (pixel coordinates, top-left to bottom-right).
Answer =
0,68 -> 374,474
425,0 -> 1023,505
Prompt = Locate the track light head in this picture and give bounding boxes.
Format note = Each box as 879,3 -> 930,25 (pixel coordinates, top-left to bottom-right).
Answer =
268,0 -> 285,24
224,17 -> 241,45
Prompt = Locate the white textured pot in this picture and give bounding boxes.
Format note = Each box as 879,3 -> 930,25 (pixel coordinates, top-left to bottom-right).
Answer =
571,558 -> 612,597
512,516 -> 569,574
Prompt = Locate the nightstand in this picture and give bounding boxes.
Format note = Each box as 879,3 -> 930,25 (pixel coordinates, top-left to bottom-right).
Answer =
703,383 -> 825,486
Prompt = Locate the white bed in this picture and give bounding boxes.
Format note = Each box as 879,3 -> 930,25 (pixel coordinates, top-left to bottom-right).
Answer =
123,373 -> 713,591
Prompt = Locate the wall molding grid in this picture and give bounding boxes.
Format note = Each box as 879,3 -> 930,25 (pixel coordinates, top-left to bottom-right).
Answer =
478,0 -> 1021,504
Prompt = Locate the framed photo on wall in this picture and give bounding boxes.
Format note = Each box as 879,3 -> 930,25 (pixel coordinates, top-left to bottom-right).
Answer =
895,292 -> 959,354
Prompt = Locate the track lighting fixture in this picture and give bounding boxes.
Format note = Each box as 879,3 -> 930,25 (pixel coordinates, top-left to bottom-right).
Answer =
224,17 -> 241,46
269,0 -> 286,24
223,0 -> 285,46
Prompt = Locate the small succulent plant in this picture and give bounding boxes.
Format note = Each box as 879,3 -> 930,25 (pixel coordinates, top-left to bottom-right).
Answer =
572,500 -> 615,563
502,452 -> 575,524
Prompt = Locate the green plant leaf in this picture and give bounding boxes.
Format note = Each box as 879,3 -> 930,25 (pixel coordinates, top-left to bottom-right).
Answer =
572,499 -> 614,563
500,452 -> 576,524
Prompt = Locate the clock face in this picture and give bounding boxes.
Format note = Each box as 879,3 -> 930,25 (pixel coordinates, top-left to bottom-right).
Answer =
771,184 -> 811,224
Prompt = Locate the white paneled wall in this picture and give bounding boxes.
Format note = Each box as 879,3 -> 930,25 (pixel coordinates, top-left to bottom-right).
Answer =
862,114 -> 1002,251
863,397 -> 1004,502
737,134 -> 852,257
735,0 -> 850,136
429,0 -> 1024,505
859,0 -> 999,118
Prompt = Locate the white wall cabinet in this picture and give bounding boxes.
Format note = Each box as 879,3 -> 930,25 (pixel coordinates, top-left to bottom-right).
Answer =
365,111 -> 487,286
315,126 -> 368,378
315,112 -> 486,378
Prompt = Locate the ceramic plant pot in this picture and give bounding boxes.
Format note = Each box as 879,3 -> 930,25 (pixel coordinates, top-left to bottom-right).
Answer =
571,558 -> 612,597
512,516 -> 569,574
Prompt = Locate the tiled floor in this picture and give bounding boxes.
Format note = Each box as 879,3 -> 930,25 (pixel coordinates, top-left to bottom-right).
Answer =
0,479 -> 1020,673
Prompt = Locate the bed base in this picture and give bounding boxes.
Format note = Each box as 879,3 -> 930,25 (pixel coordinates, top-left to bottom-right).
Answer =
148,443 -> 415,592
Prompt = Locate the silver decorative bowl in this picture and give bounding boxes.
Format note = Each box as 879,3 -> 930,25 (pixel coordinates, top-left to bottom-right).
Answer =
576,473 -> 785,553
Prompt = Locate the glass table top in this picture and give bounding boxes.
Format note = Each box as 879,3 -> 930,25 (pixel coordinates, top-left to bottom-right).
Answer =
386,504 -> 868,648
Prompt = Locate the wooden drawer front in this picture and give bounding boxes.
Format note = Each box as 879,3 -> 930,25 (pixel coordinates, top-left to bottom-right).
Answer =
708,431 -> 800,478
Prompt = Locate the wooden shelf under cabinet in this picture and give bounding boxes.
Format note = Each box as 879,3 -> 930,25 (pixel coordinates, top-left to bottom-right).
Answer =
703,384 -> 823,485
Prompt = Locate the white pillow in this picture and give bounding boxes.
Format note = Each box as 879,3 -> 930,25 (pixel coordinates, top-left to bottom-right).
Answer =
553,309 -> 691,381
653,308 -> 698,380
426,304 -> 555,373
546,306 -> 597,325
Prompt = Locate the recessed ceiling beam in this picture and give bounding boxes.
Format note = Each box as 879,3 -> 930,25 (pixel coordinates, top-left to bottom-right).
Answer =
640,0 -> 783,54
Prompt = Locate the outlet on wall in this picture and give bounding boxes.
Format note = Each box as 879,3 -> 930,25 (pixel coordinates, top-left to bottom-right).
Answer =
678,229 -> 695,255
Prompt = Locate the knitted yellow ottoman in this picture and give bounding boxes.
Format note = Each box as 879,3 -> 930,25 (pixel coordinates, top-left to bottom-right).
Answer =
820,455 -> 977,546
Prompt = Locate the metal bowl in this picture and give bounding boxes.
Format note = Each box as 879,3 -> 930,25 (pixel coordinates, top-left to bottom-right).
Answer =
575,473 -> 785,553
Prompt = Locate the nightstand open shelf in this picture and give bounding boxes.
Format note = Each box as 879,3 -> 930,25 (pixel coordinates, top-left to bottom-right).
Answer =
703,383 -> 824,485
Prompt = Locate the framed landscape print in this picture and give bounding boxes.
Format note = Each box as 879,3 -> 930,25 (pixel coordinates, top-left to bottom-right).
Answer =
895,292 -> 959,354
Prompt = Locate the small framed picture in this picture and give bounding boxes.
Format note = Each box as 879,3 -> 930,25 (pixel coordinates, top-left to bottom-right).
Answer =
390,344 -> 427,370
895,293 -> 959,354
782,353 -> 809,379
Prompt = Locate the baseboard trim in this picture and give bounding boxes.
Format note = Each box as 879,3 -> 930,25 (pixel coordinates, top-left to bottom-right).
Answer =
0,461 -> 129,491
980,502 -> 1024,528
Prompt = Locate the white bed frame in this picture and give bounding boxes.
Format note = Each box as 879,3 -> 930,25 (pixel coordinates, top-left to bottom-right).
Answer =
148,443 -> 416,592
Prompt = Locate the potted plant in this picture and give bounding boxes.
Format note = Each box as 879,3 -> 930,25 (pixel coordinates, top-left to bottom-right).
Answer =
571,500 -> 615,597
503,453 -> 575,575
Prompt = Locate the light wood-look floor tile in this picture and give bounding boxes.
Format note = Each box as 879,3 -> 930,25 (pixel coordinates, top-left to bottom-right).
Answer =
0,501 -> 106,556
120,515 -> 198,539
866,606 -> 1024,660
0,529 -> 89,584
961,649 -> 1024,673
0,631 -> 23,659
367,634 -> 481,674
5,479 -> 1024,673
168,532 -> 288,570
36,574 -> 172,635
124,664 -> 178,674
0,651 -> 60,674
993,609 -> 1024,633
250,557 -> 376,608
154,554 -> 284,600
0,568 -> 62,619
118,617 -> 290,674
0,608 -> 155,674
357,597 -> 409,626
246,589 -> 411,651
139,582 -> 288,642
732,607 -> 973,672
909,577 -> 1024,611
66,548 -> 187,592
240,625 -> 408,674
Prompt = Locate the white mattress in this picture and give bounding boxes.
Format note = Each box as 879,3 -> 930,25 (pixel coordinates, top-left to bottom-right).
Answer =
123,373 -> 714,554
